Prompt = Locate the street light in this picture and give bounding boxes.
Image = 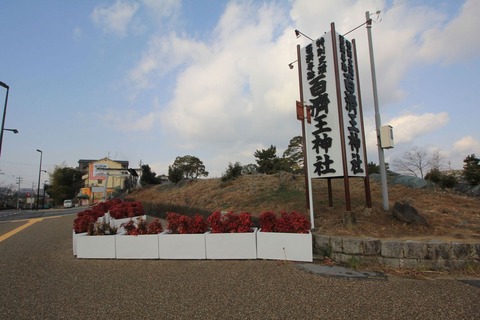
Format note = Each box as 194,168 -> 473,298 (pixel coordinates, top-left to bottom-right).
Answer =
36,149 -> 43,211
294,29 -> 314,41
0,80 -> 11,158
4,128 -> 18,134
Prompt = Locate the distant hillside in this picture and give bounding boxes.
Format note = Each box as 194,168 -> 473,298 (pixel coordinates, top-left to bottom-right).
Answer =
128,173 -> 480,241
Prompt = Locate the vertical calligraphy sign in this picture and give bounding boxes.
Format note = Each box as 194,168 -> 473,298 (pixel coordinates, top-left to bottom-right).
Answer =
337,34 -> 366,177
300,31 -> 366,179
301,32 -> 342,179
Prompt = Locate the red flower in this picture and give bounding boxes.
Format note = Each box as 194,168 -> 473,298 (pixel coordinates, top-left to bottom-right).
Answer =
73,214 -> 96,233
166,212 -> 207,234
147,218 -> 163,234
108,201 -> 145,219
189,214 -> 208,234
207,211 -> 225,233
259,211 -> 276,232
166,212 -> 181,234
259,211 -> 310,233
207,211 -> 252,233
122,218 -> 149,236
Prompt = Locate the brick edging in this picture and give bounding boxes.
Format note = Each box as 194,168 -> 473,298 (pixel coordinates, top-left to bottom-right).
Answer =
313,234 -> 480,270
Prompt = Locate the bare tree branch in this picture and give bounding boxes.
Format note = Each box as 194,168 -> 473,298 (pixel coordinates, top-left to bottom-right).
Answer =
392,146 -> 442,178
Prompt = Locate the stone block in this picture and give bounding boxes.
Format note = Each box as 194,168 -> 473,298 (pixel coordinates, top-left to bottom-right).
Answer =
403,240 -> 427,259
451,242 -> 471,260
342,237 -> 364,255
331,252 -> 349,263
357,255 -> 379,266
469,243 -> 480,260
416,259 -> 435,270
330,236 -> 343,253
314,235 -> 332,257
426,240 -> 452,260
381,240 -> 403,258
363,238 -> 381,255
400,258 -> 419,269
314,235 -> 331,250
382,257 -> 401,268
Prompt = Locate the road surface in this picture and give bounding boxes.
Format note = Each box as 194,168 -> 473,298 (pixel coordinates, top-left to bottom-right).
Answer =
0,214 -> 479,319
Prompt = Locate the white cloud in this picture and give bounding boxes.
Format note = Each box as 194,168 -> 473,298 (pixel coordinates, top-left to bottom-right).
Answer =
419,0 -> 480,63
102,0 -> 476,175
386,112 -> 449,144
128,34 -> 210,90
156,2 -> 296,150
91,0 -> 139,37
454,136 -> 480,153
100,110 -> 158,132
140,0 -> 181,18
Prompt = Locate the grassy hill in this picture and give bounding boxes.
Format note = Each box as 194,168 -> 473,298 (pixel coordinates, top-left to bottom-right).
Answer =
128,173 -> 480,241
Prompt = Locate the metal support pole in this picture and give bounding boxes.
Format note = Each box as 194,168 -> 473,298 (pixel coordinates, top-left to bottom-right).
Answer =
0,81 -> 10,159
16,176 -> 22,210
366,11 -> 389,210
296,45 -> 310,210
296,44 -> 315,229
36,150 -> 43,211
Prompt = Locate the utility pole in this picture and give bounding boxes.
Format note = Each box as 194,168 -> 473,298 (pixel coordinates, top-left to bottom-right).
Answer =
16,176 -> 22,209
366,11 -> 389,210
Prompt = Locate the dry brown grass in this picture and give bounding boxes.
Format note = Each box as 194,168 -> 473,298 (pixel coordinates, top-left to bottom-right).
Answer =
129,173 -> 480,241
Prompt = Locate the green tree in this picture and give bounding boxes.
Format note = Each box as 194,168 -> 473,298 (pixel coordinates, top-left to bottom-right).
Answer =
48,167 -> 83,205
168,165 -> 183,183
242,163 -> 258,175
463,154 -> 480,186
366,161 -> 392,175
367,162 -> 380,174
283,136 -> 304,173
254,145 -> 293,174
425,168 -> 458,189
170,155 -> 209,180
221,162 -> 243,182
254,145 -> 278,174
140,164 -> 161,186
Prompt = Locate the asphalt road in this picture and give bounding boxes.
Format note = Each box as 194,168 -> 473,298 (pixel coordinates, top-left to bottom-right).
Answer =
0,215 -> 479,319
0,206 -> 83,222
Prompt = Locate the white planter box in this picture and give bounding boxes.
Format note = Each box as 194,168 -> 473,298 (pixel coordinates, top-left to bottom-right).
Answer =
257,230 -> 313,262
72,231 -> 87,256
158,232 -> 206,259
115,234 -> 159,259
76,235 -> 116,259
205,228 -> 257,259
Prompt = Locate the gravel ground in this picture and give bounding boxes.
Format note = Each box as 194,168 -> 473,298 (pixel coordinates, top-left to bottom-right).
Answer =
0,215 -> 479,319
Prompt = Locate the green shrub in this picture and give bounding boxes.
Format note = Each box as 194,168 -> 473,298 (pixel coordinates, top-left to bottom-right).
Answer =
425,168 -> 442,183
439,175 -> 457,189
221,162 -> 243,182
425,169 -> 458,189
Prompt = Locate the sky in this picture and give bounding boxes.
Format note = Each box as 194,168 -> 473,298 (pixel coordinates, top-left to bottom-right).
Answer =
0,0 -> 479,190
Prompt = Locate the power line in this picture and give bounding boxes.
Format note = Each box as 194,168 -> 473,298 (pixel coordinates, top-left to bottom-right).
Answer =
380,0 -> 415,12
343,0 -> 415,37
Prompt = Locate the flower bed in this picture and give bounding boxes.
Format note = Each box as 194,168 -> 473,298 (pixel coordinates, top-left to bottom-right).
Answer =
205,212 -> 257,259
115,218 -> 163,259
76,214 -> 119,259
76,234 -> 116,259
72,208 -> 313,262
256,212 -> 313,262
158,213 -> 207,259
72,200 -> 146,256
